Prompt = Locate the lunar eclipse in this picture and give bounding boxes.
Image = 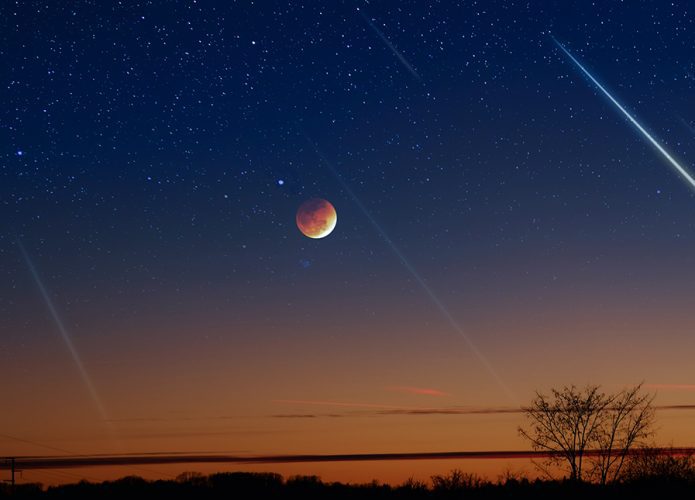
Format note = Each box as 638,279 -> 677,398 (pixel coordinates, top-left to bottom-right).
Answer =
296,198 -> 337,239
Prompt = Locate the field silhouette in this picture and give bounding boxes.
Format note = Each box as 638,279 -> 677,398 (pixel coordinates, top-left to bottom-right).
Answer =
3,384 -> 693,498
2,464 -> 695,500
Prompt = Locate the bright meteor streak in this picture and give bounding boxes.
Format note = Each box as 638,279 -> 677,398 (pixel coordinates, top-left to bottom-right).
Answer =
552,37 -> 695,191
17,240 -> 108,420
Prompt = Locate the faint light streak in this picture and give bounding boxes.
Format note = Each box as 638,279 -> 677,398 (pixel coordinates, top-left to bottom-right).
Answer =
0,432 -> 73,454
303,136 -> 517,403
679,116 -> 695,136
17,240 -> 108,421
357,8 -> 421,80
552,36 -> 695,191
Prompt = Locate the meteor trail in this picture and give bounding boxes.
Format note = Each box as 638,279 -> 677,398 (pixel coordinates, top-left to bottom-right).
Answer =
679,116 -> 695,137
303,136 -> 516,403
358,8 -> 421,81
17,240 -> 108,420
552,37 -> 695,191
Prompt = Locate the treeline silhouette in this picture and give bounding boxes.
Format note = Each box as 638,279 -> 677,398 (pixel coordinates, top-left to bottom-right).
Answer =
2,456 -> 694,500
3,384 -> 690,498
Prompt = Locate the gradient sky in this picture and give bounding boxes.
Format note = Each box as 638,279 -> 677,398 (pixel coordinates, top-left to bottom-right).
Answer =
2,0 -> 695,486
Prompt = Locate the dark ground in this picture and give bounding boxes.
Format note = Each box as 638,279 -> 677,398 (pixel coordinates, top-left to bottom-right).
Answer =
2,470 -> 695,499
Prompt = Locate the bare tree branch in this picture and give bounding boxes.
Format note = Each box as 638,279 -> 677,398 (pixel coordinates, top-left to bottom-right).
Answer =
518,383 -> 655,483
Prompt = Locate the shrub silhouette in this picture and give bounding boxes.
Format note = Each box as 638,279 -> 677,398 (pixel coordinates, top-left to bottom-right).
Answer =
622,447 -> 695,484
1,467 -> 694,499
431,469 -> 486,492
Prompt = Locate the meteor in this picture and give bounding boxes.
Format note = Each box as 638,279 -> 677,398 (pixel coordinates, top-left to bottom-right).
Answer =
552,37 -> 695,191
680,116 -> 695,136
17,240 -> 108,420
358,8 -> 421,81
303,136 -> 516,403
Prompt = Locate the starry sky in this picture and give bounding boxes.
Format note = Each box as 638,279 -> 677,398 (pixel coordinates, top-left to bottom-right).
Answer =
2,0 -> 695,485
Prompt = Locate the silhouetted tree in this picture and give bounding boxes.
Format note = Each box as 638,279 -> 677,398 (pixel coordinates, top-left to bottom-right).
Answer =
519,384 -> 609,481
590,383 -> 655,484
518,383 -> 655,483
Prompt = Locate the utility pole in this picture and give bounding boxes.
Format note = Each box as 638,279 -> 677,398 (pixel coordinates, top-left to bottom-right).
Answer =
2,458 -> 16,490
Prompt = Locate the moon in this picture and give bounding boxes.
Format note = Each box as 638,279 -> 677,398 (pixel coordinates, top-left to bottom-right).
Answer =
296,198 -> 337,239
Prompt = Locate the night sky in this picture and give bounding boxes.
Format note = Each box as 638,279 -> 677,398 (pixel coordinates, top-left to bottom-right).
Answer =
2,0 -> 695,485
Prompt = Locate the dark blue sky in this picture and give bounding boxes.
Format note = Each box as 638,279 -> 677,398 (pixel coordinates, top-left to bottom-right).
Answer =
1,1 -> 695,467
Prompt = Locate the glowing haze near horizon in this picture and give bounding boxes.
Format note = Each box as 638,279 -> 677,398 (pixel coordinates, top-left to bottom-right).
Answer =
2,0 -> 695,486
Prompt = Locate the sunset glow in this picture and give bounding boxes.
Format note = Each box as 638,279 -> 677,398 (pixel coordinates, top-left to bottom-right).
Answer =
2,1 -> 694,490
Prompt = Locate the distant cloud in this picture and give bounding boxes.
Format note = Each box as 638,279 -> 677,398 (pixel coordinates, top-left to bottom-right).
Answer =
646,384 -> 695,391
385,386 -> 451,397
272,399 -> 415,410
379,407 -> 522,416
272,414 -> 317,419
657,404 -> 695,411
15,448 -> 695,470
272,399 -> 695,419
273,399 -> 521,416
272,414 -> 343,419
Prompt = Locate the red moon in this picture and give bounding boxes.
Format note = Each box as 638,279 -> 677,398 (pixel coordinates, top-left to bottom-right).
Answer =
296,198 -> 337,239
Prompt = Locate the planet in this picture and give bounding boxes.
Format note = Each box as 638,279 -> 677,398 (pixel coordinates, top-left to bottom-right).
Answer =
296,198 -> 337,239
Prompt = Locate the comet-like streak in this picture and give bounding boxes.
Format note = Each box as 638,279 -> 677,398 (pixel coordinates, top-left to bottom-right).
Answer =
17,240 -> 108,421
358,8 -> 420,81
679,116 -> 695,137
552,37 -> 695,191
304,137 -> 516,403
